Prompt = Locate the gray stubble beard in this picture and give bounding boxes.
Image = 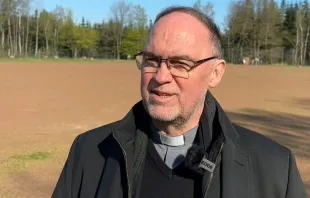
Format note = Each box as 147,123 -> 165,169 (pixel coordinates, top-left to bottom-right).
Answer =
141,93 -> 206,130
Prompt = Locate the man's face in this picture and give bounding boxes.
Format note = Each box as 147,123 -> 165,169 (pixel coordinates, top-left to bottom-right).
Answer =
140,12 -> 223,126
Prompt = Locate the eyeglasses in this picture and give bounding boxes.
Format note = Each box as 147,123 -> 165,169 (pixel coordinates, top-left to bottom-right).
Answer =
134,51 -> 217,79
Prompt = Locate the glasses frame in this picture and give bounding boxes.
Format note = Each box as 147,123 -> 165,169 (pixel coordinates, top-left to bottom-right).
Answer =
134,51 -> 218,78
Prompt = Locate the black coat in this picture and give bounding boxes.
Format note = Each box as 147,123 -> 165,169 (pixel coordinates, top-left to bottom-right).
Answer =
51,92 -> 307,198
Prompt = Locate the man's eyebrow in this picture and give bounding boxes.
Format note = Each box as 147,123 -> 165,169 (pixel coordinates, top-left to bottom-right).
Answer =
143,51 -> 195,61
168,54 -> 195,61
143,51 -> 158,57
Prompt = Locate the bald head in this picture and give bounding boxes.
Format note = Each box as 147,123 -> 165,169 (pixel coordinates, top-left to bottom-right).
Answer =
146,12 -> 214,60
147,6 -> 222,59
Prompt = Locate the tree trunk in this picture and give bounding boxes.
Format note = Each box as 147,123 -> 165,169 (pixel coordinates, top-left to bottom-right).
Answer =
25,15 -> 29,56
74,47 -> 78,58
257,41 -> 261,64
231,33 -> 235,63
295,26 -> 299,65
227,33 -> 231,62
8,17 -> 13,56
281,47 -> 284,65
15,16 -> 18,56
253,28 -> 256,64
299,18 -> 304,65
0,23 -> 4,55
270,48 -> 272,65
116,39 -> 120,59
303,21 -> 310,65
55,24 -> 59,56
35,12 -> 39,57
265,23 -> 269,63
18,14 -> 22,56
54,26 -> 57,56
45,19 -> 49,56
240,46 -> 243,62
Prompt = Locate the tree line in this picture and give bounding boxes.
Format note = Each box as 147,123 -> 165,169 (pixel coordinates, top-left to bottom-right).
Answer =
1,0 -> 309,66
0,0 -> 215,60
223,0 -> 310,65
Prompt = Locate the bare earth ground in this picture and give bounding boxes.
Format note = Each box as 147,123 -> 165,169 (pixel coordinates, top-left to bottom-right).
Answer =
0,61 -> 309,197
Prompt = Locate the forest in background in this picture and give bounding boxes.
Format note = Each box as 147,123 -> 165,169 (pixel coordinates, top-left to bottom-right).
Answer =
0,0 -> 309,66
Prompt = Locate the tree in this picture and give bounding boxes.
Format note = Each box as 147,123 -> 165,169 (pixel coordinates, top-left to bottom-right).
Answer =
148,19 -> 153,32
35,9 -> 39,57
280,0 -> 286,20
109,0 -> 132,59
121,4 -> 148,58
225,0 -> 285,65
295,0 -> 309,65
58,8 -> 75,57
193,0 -> 214,18
52,5 -> 66,57
121,27 -> 139,57
81,16 -> 85,27
72,26 -> 99,58
224,0 -> 255,63
23,0 -> 31,56
40,9 -> 53,56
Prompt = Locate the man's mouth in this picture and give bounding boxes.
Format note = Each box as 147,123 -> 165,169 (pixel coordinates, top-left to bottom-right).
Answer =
151,90 -> 174,98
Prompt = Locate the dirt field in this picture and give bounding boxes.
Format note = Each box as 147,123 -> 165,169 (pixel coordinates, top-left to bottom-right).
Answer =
0,61 -> 309,197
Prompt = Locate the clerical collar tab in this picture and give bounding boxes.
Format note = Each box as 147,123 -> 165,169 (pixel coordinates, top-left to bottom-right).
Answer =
159,133 -> 185,147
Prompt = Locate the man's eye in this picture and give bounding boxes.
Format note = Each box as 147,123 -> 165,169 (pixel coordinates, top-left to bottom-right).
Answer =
144,58 -> 158,67
169,60 -> 191,69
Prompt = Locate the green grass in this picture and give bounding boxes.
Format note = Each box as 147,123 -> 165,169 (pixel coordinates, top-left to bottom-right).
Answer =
11,151 -> 51,161
0,151 -> 53,174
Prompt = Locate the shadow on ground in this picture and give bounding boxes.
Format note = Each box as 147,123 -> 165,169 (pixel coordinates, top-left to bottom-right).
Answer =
292,98 -> 310,111
10,171 -> 54,197
265,97 -> 310,111
226,108 -> 310,159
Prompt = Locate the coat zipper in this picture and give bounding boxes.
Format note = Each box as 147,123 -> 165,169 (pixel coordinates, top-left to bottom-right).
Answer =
113,133 -> 132,198
203,172 -> 214,198
203,142 -> 224,198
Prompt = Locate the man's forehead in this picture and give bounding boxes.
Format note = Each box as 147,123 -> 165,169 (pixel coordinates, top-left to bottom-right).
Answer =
150,28 -> 198,45
152,12 -> 210,36
146,13 -> 211,58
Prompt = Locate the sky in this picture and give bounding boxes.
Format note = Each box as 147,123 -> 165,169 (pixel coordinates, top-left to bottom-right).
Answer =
42,0 -> 290,31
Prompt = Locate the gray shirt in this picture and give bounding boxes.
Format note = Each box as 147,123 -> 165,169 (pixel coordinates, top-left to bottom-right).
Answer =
150,123 -> 198,169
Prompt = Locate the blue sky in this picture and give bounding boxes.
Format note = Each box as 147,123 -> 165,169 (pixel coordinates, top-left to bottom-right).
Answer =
43,0 -> 288,31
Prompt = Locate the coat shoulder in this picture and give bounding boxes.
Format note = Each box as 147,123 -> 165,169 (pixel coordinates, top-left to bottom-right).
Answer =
231,124 -> 307,197
73,120 -> 120,151
233,123 -> 290,157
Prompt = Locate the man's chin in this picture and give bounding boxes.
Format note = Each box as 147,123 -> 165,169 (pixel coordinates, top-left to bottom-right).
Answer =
146,106 -> 178,122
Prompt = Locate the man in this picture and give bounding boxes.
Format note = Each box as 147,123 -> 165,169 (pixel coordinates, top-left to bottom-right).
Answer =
52,6 -> 307,198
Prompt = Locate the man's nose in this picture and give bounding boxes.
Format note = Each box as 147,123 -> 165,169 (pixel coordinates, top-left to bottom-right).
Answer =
153,61 -> 173,84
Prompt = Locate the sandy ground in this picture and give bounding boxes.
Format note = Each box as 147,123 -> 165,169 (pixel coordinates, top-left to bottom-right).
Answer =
0,61 -> 309,197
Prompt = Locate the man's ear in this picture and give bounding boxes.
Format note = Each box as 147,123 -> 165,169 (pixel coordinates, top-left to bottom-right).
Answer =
209,60 -> 226,88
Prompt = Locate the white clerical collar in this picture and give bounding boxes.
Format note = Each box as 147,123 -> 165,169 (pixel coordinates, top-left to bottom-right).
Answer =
151,123 -> 198,147
158,132 -> 185,146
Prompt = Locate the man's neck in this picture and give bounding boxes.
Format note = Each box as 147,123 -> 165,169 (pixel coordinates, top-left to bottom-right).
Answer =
152,106 -> 204,137
153,121 -> 198,137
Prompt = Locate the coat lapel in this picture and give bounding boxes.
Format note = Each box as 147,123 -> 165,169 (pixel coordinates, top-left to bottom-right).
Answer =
221,138 -> 251,198
111,101 -> 150,198
80,141 -> 106,198
212,93 -> 251,198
